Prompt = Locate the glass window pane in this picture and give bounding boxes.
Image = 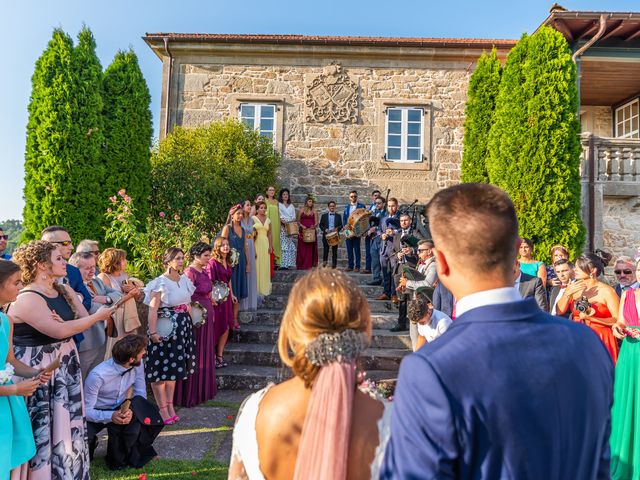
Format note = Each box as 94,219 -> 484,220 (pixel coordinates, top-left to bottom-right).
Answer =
407,135 -> 421,148
407,148 -> 421,161
408,122 -> 421,135
261,132 -> 274,140
632,101 -> 638,117
261,105 -> 275,118
632,116 -> 638,133
388,135 -> 401,147
388,109 -> 402,121
387,148 -> 401,160
407,109 -> 422,122
388,122 -> 401,134
260,118 -> 274,132
241,118 -> 255,129
240,104 -> 255,118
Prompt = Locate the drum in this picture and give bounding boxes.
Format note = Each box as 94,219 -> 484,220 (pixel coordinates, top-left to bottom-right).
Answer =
303,228 -> 316,243
156,308 -> 177,340
326,230 -> 340,247
346,208 -> 372,238
212,281 -> 230,304
190,301 -> 207,328
285,221 -> 299,236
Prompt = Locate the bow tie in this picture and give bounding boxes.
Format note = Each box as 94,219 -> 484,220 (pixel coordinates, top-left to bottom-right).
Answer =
559,285 -> 567,289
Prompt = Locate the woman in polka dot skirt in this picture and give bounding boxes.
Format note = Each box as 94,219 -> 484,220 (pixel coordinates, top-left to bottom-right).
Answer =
144,247 -> 197,425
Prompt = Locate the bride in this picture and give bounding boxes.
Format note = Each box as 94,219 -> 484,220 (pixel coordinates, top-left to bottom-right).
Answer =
228,268 -> 392,480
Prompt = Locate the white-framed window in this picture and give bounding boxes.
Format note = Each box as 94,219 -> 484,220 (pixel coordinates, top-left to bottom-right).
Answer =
239,103 -> 276,141
615,98 -> 639,139
385,106 -> 424,162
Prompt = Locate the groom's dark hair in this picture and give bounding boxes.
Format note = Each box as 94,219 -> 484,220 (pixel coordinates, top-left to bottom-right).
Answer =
427,183 -> 518,276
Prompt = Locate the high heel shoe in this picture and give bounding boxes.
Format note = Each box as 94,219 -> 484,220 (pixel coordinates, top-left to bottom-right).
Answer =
167,402 -> 180,423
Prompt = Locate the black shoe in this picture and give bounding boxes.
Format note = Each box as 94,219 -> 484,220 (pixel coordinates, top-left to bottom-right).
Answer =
390,324 -> 409,332
367,280 -> 382,286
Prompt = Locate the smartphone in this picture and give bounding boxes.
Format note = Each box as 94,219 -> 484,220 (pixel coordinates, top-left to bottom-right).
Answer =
42,355 -> 61,373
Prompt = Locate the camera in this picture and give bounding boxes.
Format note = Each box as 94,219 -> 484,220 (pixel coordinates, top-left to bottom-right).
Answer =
575,296 -> 591,314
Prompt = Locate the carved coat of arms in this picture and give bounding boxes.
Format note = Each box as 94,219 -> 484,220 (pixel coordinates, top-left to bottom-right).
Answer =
305,64 -> 358,123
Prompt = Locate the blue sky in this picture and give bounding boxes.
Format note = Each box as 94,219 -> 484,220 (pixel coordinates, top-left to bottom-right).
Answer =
1,0 -> 637,221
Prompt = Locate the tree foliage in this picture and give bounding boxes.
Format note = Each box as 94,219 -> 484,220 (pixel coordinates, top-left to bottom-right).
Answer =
1,220 -> 24,255
103,50 -> 153,221
486,27 -> 584,261
461,48 -> 501,183
150,120 -> 281,232
22,27 -> 106,242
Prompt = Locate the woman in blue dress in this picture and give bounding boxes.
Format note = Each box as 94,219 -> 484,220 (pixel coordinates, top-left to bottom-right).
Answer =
0,260 -> 52,480
222,204 -> 249,329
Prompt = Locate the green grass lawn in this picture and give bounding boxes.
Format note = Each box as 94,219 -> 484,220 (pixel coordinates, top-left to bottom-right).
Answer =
90,457 -> 229,480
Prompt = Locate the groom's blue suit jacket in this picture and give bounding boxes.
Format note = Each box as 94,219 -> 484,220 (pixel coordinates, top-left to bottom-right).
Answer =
381,298 -> 613,480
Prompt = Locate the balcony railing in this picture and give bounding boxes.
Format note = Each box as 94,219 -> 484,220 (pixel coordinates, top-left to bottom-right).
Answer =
580,134 -> 640,185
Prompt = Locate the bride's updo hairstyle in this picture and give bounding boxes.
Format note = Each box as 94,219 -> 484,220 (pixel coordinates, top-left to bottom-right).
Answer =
278,268 -> 371,388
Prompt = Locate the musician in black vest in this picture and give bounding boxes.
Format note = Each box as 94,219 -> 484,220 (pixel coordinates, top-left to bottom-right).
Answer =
319,201 -> 343,269
390,213 -> 424,332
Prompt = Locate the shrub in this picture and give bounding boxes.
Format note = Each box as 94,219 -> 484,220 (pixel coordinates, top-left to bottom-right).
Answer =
150,120 -> 280,232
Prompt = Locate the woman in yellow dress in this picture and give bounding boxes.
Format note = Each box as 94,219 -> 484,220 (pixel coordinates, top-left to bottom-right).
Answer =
253,201 -> 274,296
265,186 -> 281,267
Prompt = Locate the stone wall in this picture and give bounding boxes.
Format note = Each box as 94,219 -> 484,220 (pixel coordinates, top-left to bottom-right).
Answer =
173,61 -> 470,204
581,106 -> 612,137
602,196 -> 640,258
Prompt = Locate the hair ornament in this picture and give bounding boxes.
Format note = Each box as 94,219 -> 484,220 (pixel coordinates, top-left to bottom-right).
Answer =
304,329 -> 369,367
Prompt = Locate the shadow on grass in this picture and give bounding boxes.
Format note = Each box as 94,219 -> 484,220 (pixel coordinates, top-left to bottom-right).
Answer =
90,457 -> 229,480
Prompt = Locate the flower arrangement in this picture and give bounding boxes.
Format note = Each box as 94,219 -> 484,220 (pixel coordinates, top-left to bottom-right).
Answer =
359,377 -> 394,401
0,363 -> 15,385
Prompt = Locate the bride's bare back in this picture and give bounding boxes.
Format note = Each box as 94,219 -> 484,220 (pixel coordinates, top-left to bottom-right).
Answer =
255,376 -> 385,480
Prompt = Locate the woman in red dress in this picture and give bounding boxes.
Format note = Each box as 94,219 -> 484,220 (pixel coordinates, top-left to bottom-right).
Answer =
556,253 -> 620,362
296,196 -> 319,270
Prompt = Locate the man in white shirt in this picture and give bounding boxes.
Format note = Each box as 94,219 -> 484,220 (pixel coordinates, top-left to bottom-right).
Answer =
407,294 -> 451,351
85,335 -> 164,470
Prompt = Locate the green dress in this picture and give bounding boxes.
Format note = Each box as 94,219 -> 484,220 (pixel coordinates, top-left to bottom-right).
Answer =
266,199 -> 281,265
0,312 -> 36,478
611,290 -> 640,479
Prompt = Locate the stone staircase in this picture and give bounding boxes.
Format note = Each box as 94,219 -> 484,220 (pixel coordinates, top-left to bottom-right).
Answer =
217,266 -> 412,390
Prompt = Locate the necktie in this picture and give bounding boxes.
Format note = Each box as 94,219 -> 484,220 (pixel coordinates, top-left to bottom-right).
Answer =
87,282 -> 97,296
120,366 -> 134,376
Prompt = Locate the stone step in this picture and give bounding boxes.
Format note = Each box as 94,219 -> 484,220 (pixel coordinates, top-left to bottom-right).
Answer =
239,309 -> 399,328
270,281 -> 384,297
261,294 -> 394,313
216,364 -> 400,391
273,269 -> 377,285
224,343 -> 408,371
232,325 -> 411,350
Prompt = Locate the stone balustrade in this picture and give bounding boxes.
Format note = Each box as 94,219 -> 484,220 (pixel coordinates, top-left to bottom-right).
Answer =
581,134 -> 640,192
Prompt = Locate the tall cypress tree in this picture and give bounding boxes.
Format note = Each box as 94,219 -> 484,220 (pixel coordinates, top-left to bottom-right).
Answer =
103,49 -> 153,218
461,48 -> 501,183
22,29 -> 76,241
487,27 -> 584,261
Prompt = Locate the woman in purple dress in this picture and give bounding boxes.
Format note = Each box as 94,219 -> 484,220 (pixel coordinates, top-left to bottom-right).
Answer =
296,196 -> 319,270
174,242 -> 217,407
207,237 -> 237,369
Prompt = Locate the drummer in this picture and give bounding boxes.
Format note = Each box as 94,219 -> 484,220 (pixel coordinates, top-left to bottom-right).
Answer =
319,200 -> 343,269
342,190 -> 366,272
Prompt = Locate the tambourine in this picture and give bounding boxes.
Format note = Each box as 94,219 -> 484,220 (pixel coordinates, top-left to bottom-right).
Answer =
212,281 -> 230,304
156,308 -> 177,340
230,248 -> 240,268
190,301 -> 207,328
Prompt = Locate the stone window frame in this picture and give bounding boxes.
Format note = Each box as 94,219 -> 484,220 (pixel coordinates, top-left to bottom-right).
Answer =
375,98 -> 433,171
230,94 -> 287,155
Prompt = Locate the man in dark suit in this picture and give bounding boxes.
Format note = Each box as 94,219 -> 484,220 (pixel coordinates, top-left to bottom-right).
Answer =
319,200 -> 343,269
613,256 -> 638,297
515,261 -> 549,311
549,259 -> 575,318
382,183 -> 613,479
432,281 -> 455,318
389,213 -> 423,332
342,190 -> 366,272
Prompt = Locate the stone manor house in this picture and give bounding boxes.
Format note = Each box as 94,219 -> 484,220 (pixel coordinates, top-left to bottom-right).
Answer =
144,8 -> 640,259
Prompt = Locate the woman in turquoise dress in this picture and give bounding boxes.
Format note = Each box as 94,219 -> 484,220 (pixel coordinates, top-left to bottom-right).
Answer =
518,237 -> 547,286
611,259 -> 640,479
0,260 -> 51,480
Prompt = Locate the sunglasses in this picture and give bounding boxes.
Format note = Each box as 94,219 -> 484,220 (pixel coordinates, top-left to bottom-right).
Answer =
52,240 -> 73,247
0,235 -> 8,240
350,196 -> 357,199
418,248 -> 431,252
615,269 -> 633,275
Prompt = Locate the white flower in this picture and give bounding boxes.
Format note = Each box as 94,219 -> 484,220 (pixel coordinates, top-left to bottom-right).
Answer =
0,363 -> 15,385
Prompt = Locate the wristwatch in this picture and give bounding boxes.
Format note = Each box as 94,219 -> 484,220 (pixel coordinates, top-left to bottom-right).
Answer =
105,297 -> 113,305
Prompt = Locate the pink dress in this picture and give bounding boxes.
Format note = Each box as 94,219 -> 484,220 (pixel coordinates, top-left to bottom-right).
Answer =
207,259 -> 235,341
296,210 -> 318,270
174,267 -> 217,407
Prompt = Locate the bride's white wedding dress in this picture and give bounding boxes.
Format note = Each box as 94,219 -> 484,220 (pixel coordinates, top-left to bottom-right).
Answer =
228,384 -> 393,479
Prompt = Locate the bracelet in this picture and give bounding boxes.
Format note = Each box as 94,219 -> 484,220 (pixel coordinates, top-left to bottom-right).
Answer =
148,331 -> 157,336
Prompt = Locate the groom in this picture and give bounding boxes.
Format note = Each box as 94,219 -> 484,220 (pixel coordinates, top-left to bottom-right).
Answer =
381,183 -> 613,479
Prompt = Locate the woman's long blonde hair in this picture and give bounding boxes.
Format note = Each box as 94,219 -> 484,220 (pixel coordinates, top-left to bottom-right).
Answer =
277,268 -> 371,388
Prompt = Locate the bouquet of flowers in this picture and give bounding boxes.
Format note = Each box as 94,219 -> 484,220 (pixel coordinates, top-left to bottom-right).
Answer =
0,362 -> 15,385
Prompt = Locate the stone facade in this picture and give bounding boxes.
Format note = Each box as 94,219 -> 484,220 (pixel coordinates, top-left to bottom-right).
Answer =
145,35 -> 514,204
603,196 -> 640,258
581,106 -> 613,138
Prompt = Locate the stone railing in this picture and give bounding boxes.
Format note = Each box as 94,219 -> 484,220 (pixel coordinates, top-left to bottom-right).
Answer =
580,134 -> 640,187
